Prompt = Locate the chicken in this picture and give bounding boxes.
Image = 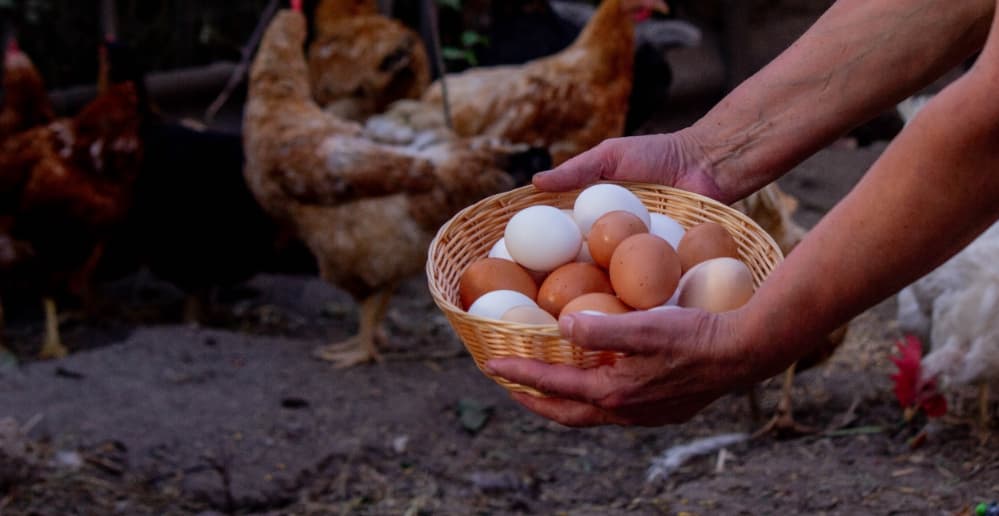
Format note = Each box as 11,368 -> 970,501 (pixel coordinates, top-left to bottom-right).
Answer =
0,38 -> 54,143
0,44 -> 143,359
307,0 -> 430,121
93,40 -> 307,324
421,0 -> 670,165
244,6 -> 546,367
895,220 -> 999,437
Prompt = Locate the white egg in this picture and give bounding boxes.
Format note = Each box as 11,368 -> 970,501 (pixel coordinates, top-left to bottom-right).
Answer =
647,304 -> 682,312
468,290 -> 538,319
676,257 -> 755,313
576,239 -> 594,263
573,184 -> 651,235
579,310 -> 607,316
650,213 -> 686,250
504,206 -> 582,271
488,238 -> 514,261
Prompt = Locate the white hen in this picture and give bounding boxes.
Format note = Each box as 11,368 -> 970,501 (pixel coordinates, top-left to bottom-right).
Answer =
896,221 -> 999,429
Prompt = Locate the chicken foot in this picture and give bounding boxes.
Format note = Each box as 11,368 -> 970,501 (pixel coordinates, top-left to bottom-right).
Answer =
314,288 -> 393,368
752,363 -> 817,438
38,297 -> 67,359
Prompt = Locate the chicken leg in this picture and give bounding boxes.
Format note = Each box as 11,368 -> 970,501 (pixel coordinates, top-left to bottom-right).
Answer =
38,297 -> 68,359
752,363 -> 817,438
314,288 -> 393,368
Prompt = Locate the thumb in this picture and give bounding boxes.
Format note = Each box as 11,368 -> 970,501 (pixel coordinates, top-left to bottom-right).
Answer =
532,143 -> 617,192
560,308 -> 699,354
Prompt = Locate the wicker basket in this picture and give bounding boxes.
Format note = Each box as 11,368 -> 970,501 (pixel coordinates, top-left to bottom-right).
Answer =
426,181 -> 783,396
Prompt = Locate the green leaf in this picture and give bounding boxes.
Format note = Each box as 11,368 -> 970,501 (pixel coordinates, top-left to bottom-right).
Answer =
441,46 -> 477,66
457,398 -> 492,434
435,0 -> 462,11
461,30 -> 489,48
0,0 -> 15,10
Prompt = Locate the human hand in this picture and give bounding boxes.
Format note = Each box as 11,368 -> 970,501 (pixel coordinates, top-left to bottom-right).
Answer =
485,307 -> 772,427
532,132 -> 735,202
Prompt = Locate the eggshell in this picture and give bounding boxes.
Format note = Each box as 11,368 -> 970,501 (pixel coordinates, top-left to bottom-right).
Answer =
459,258 -> 539,310
649,213 -> 686,249
573,184 -> 651,235
560,292 -> 631,317
505,206 -> 582,271
576,239 -> 595,263
609,233 -> 682,309
537,262 -> 614,316
501,305 -> 558,325
488,238 -> 514,261
676,222 -> 740,273
467,290 -> 538,319
587,211 -> 649,268
676,257 -> 754,313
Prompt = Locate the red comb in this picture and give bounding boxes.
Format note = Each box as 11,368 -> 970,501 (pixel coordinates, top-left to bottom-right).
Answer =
632,7 -> 652,22
291,0 -> 302,12
890,335 -> 923,407
5,38 -> 19,55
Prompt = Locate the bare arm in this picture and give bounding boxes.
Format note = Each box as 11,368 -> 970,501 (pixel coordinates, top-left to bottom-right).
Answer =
487,1 -> 999,427
691,0 -> 994,202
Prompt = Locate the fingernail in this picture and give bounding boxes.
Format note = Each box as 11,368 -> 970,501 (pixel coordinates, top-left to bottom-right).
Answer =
483,361 -> 497,375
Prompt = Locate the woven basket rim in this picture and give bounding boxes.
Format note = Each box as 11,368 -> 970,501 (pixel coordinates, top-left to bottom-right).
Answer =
426,180 -> 783,315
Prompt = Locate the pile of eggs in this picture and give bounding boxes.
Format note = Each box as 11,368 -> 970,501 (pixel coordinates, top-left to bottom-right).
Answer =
459,184 -> 757,324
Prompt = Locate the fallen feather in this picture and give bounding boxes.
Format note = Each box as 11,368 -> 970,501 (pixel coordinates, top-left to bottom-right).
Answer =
646,433 -> 749,483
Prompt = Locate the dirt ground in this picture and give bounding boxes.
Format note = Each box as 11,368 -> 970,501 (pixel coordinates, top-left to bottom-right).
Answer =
3,2 -> 998,515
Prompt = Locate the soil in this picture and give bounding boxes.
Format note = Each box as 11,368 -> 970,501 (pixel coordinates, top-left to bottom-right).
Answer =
2,2 -> 998,515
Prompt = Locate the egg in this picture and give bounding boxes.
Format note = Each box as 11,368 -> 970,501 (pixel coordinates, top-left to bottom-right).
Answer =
488,238 -> 514,261
649,213 -> 686,249
501,305 -> 558,325
676,257 -> 755,313
560,292 -> 631,316
576,239 -> 595,263
504,206 -> 582,271
467,290 -> 538,319
573,184 -> 651,235
459,258 -> 539,309
587,210 -> 648,268
676,221 -> 740,273
537,262 -> 614,316
609,233 -> 682,309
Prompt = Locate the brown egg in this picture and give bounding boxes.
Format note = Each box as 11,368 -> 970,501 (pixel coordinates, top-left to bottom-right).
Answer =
587,210 -> 648,268
459,258 -> 539,310
501,305 -> 558,325
537,262 -> 614,316
609,233 -> 681,309
677,257 -> 755,313
560,293 -> 631,317
676,222 -> 740,273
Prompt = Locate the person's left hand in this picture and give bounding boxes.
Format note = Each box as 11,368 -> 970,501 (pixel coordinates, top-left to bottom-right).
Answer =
485,307 -> 769,427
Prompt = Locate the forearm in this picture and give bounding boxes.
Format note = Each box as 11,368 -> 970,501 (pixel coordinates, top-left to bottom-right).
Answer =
738,56 -> 999,381
686,0 -> 993,203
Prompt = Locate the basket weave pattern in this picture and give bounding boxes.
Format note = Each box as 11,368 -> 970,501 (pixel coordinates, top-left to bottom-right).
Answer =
427,182 -> 783,395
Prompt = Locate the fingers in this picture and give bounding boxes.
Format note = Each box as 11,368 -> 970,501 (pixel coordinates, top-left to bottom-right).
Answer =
486,357 -> 613,403
560,309 -> 703,354
532,143 -> 618,192
508,392 -> 625,427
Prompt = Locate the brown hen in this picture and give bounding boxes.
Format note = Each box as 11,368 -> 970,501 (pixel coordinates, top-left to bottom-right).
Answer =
308,0 -> 430,121
422,0 -> 668,165
0,53 -> 142,360
245,7 -> 542,367
0,38 -> 54,144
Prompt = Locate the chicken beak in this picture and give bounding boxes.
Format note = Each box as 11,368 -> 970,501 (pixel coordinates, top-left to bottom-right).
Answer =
648,0 -> 670,15
902,406 -> 917,423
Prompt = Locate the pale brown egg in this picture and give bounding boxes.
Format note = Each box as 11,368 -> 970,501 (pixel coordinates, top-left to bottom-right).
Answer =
501,305 -> 558,325
609,233 -> 681,309
677,257 -> 755,313
459,258 -> 539,310
537,262 -> 614,316
676,222 -> 740,273
587,210 -> 648,268
560,292 -> 632,316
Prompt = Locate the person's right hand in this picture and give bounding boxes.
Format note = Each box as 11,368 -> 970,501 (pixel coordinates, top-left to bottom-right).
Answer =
533,131 -> 733,202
